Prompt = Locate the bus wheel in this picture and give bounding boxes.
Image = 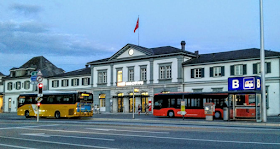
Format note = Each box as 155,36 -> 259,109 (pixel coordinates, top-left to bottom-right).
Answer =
214,111 -> 221,119
25,111 -> 30,118
168,111 -> 174,117
55,111 -> 60,119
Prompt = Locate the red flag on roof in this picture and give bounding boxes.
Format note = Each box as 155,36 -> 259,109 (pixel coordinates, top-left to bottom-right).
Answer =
134,17 -> 139,33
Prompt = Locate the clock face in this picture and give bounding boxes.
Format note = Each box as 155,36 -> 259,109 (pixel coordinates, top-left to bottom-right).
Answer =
128,49 -> 134,56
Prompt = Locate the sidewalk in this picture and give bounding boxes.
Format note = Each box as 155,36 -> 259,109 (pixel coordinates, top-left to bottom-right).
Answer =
89,113 -> 280,128
1,112 -> 280,127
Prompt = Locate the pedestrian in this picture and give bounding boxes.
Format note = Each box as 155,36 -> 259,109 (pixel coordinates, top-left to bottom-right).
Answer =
145,104 -> 149,115
138,104 -> 141,115
94,104 -> 97,114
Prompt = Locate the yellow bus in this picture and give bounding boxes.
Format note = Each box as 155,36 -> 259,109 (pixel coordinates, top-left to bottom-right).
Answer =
17,91 -> 93,118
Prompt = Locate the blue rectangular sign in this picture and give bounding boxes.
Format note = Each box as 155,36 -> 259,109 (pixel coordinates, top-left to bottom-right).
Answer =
228,76 -> 261,91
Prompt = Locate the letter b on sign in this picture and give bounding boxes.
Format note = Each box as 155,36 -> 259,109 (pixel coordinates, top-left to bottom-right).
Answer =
232,79 -> 239,89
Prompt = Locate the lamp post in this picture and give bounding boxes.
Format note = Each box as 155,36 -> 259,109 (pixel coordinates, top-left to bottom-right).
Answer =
260,0 -> 267,122
133,87 -> 135,119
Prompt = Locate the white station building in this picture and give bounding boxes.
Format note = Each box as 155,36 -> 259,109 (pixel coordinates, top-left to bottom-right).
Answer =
0,41 -> 280,116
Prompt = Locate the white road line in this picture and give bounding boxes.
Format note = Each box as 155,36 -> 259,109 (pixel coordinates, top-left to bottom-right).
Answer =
20,133 -> 114,141
0,136 -> 117,149
0,124 -> 59,130
0,143 -> 37,149
86,128 -> 169,134
20,128 -> 280,146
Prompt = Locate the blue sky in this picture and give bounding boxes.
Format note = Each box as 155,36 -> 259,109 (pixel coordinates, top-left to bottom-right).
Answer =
0,0 -> 279,75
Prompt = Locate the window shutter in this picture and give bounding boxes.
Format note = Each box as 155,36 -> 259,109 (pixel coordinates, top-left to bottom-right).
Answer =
191,69 -> 194,78
82,78 -> 84,85
210,67 -> 213,77
201,68 -> 204,78
88,78 -> 90,85
253,63 -> 257,74
67,80 -> 69,86
230,65 -> 234,76
71,79 -> 73,86
77,79 -> 79,86
52,81 -> 54,87
61,80 -> 64,86
221,66 -> 225,76
243,65 -> 247,75
266,62 -> 271,73
57,81 -> 59,87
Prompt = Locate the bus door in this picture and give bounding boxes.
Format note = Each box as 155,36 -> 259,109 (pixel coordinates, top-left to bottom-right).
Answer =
185,97 -> 203,117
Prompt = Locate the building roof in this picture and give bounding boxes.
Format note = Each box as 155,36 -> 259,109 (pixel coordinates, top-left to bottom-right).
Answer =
5,56 -> 65,78
88,44 -> 195,64
48,67 -> 91,78
183,48 -> 280,65
0,72 -> 4,76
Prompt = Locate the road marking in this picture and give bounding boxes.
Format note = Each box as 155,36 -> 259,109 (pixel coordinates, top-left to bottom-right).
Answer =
20,133 -> 114,141
0,136 -> 117,149
0,143 -> 37,149
0,124 -> 59,130
21,133 -> 50,137
86,128 -> 169,134
21,128 -> 280,146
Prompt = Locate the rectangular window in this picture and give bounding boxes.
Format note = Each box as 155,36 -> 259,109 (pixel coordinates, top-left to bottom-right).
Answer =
52,80 -> 59,88
191,68 -> 204,78
212,88 -> 223,92
214,67 -> 221,77
7,82 -> 13,90
235,65 -> 243,75
193,89 -> 203,92
253,62 -> 271,74
128,68 -> 134,82
159,64 -> 172,79
61,79 -> 69,87
231,64 -> 246,76
24,81 -> 30,89
140,67 -> 147,81
82,77 -> 90,85
71,78 -> 79,86
98,71 -> 107,84
16,81 -> 21,90
210,66 -> 224,77
117,70 -> 123,82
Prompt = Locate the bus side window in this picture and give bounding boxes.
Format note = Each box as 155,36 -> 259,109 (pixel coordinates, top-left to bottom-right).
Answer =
170,98 -> 176,108
56,96 -> 62,104
177,98 -> 183,108
47,96 -> 54,104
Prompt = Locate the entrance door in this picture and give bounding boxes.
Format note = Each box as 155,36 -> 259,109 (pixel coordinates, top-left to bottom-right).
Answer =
118,98 -> 123,112
141,97 -> 148,113
129,98 -> 136,113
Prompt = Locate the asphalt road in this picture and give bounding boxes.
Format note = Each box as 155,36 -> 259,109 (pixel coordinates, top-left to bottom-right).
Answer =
0,113 -> 280,149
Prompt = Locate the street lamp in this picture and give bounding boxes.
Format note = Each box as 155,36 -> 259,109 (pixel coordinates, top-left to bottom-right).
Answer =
260,0 -> 267,122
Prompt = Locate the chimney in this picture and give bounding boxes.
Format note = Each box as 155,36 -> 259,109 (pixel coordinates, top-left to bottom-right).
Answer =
195,51 -> 199,58
85,64 -> 89,68
181,41 -> 186,51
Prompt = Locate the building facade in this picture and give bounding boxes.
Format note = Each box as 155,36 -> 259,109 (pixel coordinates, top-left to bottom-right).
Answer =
87,42 -> 194,113
183,48 -> 280,116
2,56 -> 64,112
1,43 -> 280,116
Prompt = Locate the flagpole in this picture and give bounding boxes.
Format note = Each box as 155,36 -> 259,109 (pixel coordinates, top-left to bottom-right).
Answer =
138,15 -> 140,46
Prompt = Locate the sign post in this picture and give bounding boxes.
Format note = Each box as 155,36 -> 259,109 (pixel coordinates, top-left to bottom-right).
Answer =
181,101 -> 186,120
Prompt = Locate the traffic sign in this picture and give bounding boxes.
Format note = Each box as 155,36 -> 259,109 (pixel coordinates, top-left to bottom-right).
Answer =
31,71 -> 38,76
36,76 -> 43,83
37,70 -> 43,76
31,76 -> 37,82
36,97 -> 43,102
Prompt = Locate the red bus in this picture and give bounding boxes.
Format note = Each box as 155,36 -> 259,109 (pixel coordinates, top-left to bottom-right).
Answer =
153,92 -> 256,119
